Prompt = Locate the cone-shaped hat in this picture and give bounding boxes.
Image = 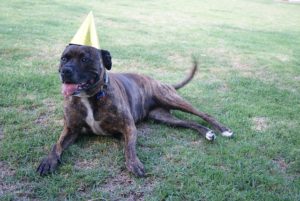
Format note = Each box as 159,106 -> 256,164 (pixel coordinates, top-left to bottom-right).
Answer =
70,11 -> 100,49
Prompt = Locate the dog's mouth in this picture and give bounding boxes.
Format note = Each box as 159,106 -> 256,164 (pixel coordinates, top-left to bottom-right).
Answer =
62,76 -> 99,97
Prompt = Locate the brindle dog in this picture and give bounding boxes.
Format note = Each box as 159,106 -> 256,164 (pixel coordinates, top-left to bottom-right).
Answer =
37,44 -> 233,177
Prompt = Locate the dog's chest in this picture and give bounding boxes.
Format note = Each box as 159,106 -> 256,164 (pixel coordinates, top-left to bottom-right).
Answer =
80,98 -> 108,135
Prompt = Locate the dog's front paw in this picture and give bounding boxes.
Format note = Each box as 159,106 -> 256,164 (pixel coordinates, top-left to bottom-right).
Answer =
37,156 -> 60,175
126,158 -> 145,177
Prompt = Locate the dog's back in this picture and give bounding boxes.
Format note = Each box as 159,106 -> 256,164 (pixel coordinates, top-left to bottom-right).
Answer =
109,63 -> 197,123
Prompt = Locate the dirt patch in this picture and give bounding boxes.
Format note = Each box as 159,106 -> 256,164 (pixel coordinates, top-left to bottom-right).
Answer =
100,171 -> 156,201
42,98 -> 57,113
74,159 -> 99,170
0,177 -> 37,200
252,117 -> 269,132
231,56 -> 251,72
0,162 -> 15,178
36,116 -> 63,127
35,113 -> 49,125
0,161 -> 16,196
35,98 -> 60,125
272,158 -> 288,172
102,171 -> 134,193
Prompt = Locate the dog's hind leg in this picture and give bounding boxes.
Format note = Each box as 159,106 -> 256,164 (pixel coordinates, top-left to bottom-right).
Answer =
148,108 -> 216,141
154,85 -> 233,137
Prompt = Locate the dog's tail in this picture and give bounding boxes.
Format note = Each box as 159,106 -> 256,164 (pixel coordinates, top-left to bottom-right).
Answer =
172,58 -> 198,90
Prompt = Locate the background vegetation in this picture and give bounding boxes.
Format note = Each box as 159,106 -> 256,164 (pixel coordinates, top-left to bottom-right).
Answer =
0,0 -> 299,200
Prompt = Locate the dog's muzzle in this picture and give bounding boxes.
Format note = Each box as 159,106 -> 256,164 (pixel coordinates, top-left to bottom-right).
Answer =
61,73 -> 100,97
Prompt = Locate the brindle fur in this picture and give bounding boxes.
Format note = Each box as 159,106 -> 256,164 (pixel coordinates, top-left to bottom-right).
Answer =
37,45 -> 232,177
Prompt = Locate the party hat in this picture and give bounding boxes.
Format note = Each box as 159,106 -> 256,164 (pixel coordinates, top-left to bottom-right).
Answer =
70,11 -> 100,49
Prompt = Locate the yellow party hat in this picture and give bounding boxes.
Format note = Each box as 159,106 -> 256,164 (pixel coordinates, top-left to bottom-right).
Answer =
70,11 -> 100,49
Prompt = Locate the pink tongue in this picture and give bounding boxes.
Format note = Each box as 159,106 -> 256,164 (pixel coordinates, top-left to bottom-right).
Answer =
62,84 -> 78,97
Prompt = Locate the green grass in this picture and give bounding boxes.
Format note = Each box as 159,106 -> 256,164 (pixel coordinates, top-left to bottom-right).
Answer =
1,0 -> 300,200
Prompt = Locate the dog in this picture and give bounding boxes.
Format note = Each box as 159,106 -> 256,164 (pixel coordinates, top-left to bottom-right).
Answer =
37,44 -> 233,177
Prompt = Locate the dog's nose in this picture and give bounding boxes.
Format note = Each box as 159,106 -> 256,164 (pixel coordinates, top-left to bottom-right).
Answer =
61,67 -> 73,77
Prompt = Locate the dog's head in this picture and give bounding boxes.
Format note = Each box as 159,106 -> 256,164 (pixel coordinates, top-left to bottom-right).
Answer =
59,44 -> 112,97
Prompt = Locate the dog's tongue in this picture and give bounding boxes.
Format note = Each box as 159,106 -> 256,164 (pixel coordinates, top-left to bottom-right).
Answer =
62,84 -> 78,97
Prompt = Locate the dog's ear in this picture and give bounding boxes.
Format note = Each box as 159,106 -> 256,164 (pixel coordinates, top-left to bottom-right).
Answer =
100,49 -> 112,70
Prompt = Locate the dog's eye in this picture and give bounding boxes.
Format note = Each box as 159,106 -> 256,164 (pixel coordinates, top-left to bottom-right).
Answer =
61,57 -> 67,62
81,57 -> 88,62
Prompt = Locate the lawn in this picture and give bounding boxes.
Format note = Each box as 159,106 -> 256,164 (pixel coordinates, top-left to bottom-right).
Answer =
0,0 -> 300,200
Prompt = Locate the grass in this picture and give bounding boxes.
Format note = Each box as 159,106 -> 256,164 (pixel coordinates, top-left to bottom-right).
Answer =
0,0 -> 300,200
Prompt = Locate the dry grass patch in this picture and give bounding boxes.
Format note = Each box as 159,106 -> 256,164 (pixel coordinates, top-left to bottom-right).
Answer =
275,54 -> 290,62
34,113 -> 49,125
168,53 -> 188,65
272,157 -> 288,172
252,117 -> 269,132
74,159 -> 99,170
35,98 -> 59,125
207,47 -> 253,75
31,43 -> 65,62
100,170 -> 156,201
0,161 -> 16,196
42,98 -> 58,113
